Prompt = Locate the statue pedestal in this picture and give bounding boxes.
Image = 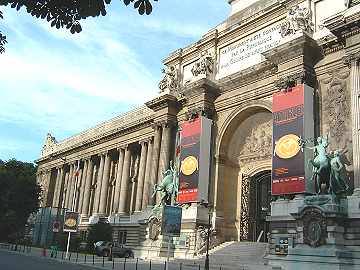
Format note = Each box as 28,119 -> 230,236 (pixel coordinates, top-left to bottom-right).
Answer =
266,195 -> 360,269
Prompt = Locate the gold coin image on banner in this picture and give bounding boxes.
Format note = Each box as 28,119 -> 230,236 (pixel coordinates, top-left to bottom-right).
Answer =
64,218 -> 77,227
275,134 -> 301,159
181,156 -> 198,176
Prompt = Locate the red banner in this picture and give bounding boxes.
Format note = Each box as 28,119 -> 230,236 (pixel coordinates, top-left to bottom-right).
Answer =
272,85 -> 308,195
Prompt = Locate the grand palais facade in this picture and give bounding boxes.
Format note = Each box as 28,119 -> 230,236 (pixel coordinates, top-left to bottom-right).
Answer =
35,0 -> 360,267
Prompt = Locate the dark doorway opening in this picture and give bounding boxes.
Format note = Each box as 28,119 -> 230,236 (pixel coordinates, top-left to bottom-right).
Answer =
248,171 -> 271,242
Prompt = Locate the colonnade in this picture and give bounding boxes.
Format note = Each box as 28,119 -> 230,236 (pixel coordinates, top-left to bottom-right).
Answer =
44,121 -> 175,217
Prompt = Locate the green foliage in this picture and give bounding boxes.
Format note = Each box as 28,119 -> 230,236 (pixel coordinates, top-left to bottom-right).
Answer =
0,10 -> 7,53
86,222 -> 112,252
0,0 -> 159,34
0,159 -> 41,242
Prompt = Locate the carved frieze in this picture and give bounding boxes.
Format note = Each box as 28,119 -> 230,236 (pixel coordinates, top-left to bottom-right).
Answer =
191,51 -> 215,78
322,69 -> 351,146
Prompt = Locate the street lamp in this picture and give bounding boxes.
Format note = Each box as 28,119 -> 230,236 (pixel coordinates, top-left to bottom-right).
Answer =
200,201 -> 212,270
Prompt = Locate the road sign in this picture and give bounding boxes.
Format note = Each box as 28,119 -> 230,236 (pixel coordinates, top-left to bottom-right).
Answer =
63,211 -> 79,233
161,205 -> 182,236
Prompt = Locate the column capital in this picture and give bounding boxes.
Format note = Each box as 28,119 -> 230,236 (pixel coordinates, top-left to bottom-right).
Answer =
98,150 -> 109,157
343,51 -> 360,67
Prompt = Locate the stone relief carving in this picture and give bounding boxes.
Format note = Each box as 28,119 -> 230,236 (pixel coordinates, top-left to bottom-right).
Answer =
41,133 -> 57,157
240,120 -> 272,157
322,71 -> 350,146
240,174 -> 250,241
302,207 -> 327,247
280,5 -> 314,37
158,65 -> 179,93
191,51 -> 215,78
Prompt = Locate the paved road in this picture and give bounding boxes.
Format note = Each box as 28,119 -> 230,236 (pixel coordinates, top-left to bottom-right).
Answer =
0,250 -> 97,270
0,249 -> 201,270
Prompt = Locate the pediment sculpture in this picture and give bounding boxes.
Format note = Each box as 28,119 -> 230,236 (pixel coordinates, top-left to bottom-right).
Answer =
280,5 -> 314,37
41,133 -> 57,157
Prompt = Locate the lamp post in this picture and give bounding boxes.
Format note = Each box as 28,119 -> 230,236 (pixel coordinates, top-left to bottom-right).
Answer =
200,201 -> 212,270
205,210 -> 211,270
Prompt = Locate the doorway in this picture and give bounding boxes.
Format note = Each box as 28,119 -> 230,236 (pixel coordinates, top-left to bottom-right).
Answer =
248,171 -> 271,242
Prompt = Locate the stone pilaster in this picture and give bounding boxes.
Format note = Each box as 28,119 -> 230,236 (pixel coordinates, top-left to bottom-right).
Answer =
142,138 -> 154,209
135,140 -> 148,211
113,148 -> 125,213
149,125 -> 162,205
57,167 -> 66,209
118,145 -> 131,214
93,154 -> 105,214
82,158 -> 93,215
345,51 -> 360,194
99,152 -> 111,215
157,122 -> 174,203
68,163 -> 76,209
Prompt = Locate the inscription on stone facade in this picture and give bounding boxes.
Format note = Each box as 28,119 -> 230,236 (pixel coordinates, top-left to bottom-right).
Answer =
218,22 -> 283,79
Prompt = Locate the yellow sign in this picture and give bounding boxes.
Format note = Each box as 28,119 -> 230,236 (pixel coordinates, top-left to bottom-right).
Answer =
181,156 -> 198,176
275,134 -> 301,159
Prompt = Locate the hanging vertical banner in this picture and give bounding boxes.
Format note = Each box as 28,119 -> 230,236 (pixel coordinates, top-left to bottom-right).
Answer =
178,116 -> 212,203
272,84 -> 314,195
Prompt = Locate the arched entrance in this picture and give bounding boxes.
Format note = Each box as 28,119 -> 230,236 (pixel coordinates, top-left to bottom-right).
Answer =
214,102 -> 272,242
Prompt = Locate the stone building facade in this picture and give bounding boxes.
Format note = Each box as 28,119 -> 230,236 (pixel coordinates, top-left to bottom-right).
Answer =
36,0 -> 360,260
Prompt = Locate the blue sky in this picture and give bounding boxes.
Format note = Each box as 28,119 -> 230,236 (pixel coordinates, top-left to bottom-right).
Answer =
0,1 -> 230,163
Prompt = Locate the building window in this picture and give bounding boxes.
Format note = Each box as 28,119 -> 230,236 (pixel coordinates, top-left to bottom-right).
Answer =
118,231 -> 127,245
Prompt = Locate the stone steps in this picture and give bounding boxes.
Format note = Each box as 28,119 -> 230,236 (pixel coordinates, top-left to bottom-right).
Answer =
178,242 -> 272,270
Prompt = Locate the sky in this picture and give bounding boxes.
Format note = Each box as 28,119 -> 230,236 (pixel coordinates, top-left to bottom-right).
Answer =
0,1 -> 230,163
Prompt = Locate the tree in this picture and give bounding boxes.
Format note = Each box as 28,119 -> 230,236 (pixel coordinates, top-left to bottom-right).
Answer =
0,159 -> 41,242
0,11 -> 7,53
0,0 -> 159,53
87,221 -> 113,252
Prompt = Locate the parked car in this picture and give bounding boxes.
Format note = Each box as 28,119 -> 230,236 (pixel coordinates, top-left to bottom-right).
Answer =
94,241 -> 134,258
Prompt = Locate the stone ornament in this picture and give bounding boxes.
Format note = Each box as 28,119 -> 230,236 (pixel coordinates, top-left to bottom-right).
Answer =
280,5 -> 314,37
191,51 -> 215,78
302,208 -> 327,247
158,65 -> 179,93
148,216 -> 161,241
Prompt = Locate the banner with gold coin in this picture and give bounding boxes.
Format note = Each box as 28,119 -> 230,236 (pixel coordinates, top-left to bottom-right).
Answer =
178,116 -> 212,203
272,84 -> 314,195
63,211 -> 79,233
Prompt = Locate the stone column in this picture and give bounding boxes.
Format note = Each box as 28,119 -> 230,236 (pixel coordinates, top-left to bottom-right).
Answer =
64,170 -> 71,209
67,163 -> 76,209
142,138 -> 153,209
52,167 -> 61,207
81,158 -> 93,215
99,152 -> 111,215
135,141 -> 148,211
113,148 -> 125,212
57,167 -> 66,209
118,146 -> 131,214
149,125 -> 162,205
347,53 -> 360,194
75,163 -> 83,212
78,160 -> 88,213
157,122 -> 173,203
93,154 -> 105,214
